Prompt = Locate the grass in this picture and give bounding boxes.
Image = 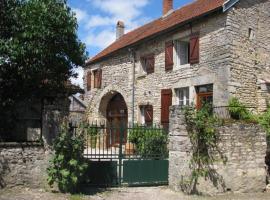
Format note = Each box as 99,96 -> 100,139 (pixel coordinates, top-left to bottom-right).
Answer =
69,194 -> 84,200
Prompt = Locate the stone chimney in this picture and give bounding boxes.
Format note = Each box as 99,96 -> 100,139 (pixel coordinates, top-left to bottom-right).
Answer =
116,21 -> 125,40
163,0 -> 173,16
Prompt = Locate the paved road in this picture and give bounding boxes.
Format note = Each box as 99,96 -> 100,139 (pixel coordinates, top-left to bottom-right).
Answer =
1,186 -> 270,200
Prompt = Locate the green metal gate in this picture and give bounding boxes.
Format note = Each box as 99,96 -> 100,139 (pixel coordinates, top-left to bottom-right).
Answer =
82,124 -> 169,186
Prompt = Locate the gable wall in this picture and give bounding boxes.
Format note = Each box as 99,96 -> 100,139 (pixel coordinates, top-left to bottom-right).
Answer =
226,0 -> 270,111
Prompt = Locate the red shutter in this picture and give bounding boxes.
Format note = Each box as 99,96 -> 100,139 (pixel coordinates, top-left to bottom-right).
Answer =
86,72 -> 91,91
97,69 -> 102,88
146,55 -> 155,74
165,41 -> 174,71
189,33 -> 200,64
161,89 -> 172,126
145,105 -> 153,126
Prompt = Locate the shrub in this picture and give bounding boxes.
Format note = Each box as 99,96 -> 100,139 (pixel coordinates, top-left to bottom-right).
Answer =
47,121 -> 88,193
129,125 -> 168,158
228,97 -> 254,120
258,107 -> 270,141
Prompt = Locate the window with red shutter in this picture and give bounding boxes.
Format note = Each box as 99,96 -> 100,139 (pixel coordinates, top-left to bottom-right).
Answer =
93,69 -> 102,89
161,89 -> 172,129
189,33 -> 200,64
144,105 -> 153,126
86,71 -> 91,91
165,41 -> 174,71
98,69 -> 102,88
139,105 -> 153,126
140,54 -> 155,74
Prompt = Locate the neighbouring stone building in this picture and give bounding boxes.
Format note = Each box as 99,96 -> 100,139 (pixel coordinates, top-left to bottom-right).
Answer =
69,95 -> 87,126
83,0 -> 270,128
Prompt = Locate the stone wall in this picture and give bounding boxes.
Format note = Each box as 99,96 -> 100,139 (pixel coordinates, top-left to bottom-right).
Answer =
169,105 -> 267,195
227,0 -> 270,110
0,143 -> 50,189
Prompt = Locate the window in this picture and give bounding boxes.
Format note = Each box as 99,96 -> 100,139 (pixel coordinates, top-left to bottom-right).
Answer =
248,28 -> 255,40
174,40 -> 189,66
267,83 -> 270,93
140,54 -> 155,74
196,84 -> 213,109
86,71 -> 91,91
176,87 -> 189,106
93,69 -> 102,88
139,105 -> 153,126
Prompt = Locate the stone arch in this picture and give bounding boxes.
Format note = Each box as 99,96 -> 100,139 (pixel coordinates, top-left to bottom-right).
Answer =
91,84 -> 130,123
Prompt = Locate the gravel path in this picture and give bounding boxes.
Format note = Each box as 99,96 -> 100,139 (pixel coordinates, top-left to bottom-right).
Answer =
0,186 -> 270,200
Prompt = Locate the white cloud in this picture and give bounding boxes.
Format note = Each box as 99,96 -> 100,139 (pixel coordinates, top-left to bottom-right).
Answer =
70,67 -> 84,88
72,8 -> 89,23
85,29 -> 115,49
89,0 -> 150,29
86,15 -> 114,28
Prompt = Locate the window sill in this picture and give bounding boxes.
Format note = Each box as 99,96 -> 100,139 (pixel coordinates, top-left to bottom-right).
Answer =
137,72 -> 147,79
173,63 -> 191,71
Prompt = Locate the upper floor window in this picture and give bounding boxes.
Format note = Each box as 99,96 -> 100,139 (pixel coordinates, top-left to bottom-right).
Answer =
174,39 -> 190,67
140,54 -> 155,74
267,83 -> 270,93
175,87 -> 190,107
93,69 -> 102,89
165,33 -> 200,71
86,71 -> 91,91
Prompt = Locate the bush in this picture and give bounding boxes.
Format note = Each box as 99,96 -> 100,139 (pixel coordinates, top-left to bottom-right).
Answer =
258,107 -> 270,141
47,121 -> 88,193
228,97 -> 254,120
128,125 -> 168,158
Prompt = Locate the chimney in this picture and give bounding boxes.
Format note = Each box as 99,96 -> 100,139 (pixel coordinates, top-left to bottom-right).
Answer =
116,21 -> 125,40
163,0 -> 173,16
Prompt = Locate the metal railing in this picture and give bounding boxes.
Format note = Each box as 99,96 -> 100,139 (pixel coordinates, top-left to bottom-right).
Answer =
70,123 -> 169,161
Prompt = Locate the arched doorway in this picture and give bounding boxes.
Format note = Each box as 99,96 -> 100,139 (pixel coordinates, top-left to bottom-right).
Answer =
106,93 -> 128,146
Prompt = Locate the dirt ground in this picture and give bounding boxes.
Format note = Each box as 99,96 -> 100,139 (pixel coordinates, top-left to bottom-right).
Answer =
0,186 -> 270,200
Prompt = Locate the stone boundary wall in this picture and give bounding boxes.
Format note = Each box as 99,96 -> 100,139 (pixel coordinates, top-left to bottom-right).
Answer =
0,143 -> 51,189
169,105 -> 267,195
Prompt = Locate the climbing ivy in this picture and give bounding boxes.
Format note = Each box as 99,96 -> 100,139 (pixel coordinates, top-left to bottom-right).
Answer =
182,105 -> 226,192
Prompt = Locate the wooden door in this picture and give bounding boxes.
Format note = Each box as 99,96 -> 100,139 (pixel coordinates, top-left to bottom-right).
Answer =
161,89 -> 172,129
107,93 -> 128,146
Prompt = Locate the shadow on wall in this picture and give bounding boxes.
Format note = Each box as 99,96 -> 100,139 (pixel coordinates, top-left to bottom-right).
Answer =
0,154 -> 10,188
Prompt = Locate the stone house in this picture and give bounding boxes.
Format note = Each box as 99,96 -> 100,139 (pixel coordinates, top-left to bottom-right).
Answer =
83,0 -> 270,128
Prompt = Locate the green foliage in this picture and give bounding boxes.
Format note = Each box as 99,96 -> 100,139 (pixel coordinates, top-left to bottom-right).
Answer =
183,105 -> 225,183
47,122 -> 88,193
228,98 -> 254,120
258,107 -> 270,141
128,125 -> 168,158
0,0 -> 87,136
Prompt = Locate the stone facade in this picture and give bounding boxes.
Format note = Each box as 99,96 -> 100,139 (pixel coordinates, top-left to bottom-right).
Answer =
0,144 -> 50,189
226,0 -> 270,111
84,0 -> 270,124
169,105 -> 267,195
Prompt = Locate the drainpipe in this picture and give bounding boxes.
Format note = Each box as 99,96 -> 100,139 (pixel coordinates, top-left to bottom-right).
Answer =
129,48 -> 136,127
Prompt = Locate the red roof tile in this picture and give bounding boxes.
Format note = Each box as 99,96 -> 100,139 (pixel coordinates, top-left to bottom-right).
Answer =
87,0 -> 224,65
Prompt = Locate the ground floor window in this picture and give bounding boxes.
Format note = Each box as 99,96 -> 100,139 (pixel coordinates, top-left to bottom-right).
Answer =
139,105 -> 153,127
267,83 -> 270,93
175,87 -> 190,107
196,84 -> 213,109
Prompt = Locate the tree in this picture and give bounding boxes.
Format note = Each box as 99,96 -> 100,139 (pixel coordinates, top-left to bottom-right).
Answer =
0,0 -> 87,137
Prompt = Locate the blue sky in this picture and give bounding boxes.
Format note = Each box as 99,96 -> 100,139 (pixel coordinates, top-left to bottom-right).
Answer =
69,0 -> 193,87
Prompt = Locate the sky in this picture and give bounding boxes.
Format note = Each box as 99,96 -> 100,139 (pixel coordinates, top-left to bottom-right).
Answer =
69,0 -> 193,88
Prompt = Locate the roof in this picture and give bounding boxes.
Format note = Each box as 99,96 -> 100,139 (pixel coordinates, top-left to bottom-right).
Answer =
87,0 -> 225,65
